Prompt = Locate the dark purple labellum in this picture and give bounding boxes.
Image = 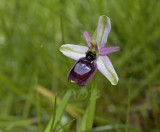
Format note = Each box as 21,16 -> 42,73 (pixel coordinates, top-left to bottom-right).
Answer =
68,52 -> 97,86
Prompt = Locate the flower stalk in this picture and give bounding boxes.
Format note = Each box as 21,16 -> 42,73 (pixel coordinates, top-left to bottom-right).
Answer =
79,83 -> 97,132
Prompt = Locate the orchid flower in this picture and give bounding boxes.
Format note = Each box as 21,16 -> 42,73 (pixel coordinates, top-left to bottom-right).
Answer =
60,15 -> 120,86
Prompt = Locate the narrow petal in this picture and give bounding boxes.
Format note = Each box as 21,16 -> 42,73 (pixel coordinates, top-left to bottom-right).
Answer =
99,46 -> 120,56
97,56 -> 118,85
83,30 -> 92,47
59,44 -> 88,60
96,15 -> 111,48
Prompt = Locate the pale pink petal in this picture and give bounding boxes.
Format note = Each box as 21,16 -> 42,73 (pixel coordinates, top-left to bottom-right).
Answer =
99,46 -> 120,56
83,30 -> 92,47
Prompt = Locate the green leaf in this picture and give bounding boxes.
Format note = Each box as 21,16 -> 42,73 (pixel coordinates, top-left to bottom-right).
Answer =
44,89 -> 72,132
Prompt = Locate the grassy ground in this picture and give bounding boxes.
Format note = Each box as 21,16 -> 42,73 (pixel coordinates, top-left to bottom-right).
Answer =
0,0 -> 160,132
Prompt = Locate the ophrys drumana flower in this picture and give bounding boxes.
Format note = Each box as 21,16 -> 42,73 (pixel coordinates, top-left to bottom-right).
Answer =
60,15 -> 120,86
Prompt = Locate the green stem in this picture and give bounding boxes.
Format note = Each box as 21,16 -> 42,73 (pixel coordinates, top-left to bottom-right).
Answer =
79,84 -> 97,132
60,16 -> 65,44
125,79 -> 131,132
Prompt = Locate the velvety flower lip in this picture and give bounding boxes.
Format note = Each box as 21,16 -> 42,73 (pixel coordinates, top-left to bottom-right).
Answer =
59,15 -> 120,86
67,57 -> 98,86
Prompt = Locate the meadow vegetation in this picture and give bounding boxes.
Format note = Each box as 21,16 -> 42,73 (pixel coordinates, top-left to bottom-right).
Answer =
0,0 -> 160,131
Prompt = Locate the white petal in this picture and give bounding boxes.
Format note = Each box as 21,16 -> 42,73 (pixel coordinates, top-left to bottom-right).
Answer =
96,56 -> 118,85
96,15 -> 111,48
59,44 -> 88,60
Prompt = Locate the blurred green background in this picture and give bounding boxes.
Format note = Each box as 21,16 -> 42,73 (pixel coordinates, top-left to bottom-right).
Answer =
0,0 -> 160,132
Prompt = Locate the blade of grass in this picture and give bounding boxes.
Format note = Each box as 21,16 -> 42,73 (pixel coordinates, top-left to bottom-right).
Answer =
37,85 -> 109,124
49,96 -> 57,132
56,119 -> 75,132
0,72 -> 24,96
93,124 -> 128,132
125,79 -> 131,132
36,89 -> 42,131
37,85 -> 80,118
44,89 -> 72,132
